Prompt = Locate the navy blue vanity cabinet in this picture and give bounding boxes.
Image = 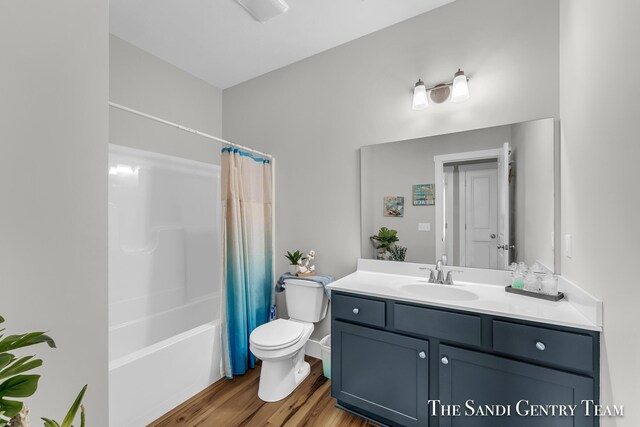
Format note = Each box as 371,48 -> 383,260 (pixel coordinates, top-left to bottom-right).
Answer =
331,293 -> 430,426
331,291 -> 600,427
332,320 -> 430,426
438,344 -> 594,427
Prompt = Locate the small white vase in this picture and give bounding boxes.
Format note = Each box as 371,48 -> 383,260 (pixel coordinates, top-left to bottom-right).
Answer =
289,265 -> 298,275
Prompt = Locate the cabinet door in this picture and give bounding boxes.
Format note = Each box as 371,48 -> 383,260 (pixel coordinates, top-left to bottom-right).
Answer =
332,320 -> 429,426
438,345 -> 594,427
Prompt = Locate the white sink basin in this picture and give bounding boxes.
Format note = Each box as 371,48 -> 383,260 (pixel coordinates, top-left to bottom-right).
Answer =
396,281 -> 479,301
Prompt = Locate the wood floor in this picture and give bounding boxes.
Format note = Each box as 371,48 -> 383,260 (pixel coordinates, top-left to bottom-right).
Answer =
149,357 -> 378,427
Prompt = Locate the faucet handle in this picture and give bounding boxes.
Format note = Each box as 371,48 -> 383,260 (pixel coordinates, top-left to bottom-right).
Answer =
427,268 -> 437,283
444,270 -> 464,285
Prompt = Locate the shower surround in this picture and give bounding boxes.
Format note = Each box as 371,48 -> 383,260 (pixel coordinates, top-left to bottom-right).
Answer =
108,145 -> 222,426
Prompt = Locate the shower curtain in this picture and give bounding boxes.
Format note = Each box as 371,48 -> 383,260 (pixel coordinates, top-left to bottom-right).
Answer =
221,147 -> 273,377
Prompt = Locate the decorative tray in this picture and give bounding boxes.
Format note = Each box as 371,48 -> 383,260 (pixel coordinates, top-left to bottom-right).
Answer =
505,285 -> 564,302
297,271 -> 316,277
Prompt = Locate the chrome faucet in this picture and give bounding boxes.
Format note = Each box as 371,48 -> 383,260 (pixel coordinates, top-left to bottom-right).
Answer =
427,255 -> 463,285
426,258 -> 446,284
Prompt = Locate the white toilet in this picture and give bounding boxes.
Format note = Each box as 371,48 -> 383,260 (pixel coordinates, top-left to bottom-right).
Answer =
249,278 -> 329,402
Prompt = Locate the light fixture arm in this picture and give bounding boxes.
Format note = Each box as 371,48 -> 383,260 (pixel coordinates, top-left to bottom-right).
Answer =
421,76 -> 470,93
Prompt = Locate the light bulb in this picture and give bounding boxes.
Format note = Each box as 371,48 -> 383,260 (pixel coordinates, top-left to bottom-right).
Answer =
412,79 -> 428,110
451,69 -> 470,103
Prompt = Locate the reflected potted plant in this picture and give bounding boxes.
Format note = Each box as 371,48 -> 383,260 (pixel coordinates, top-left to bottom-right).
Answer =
390,245 -> 407,262
370,227 -> 399,260
284,250 -> 306,274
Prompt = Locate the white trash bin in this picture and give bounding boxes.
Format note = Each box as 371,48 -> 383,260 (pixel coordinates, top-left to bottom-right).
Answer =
319,334 -> 331,379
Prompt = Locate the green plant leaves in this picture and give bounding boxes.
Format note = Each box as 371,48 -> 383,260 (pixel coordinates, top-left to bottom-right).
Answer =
0,398 -> 23,418
60,385 -> 87,427
371,227 -> 400,250
284,250 -> 305,264
0,374 -> 40,398
0,332 -> 56,353
390,245 -> 407,261
0,356 -> 43,380
40,385 -> 87,427
0,355 -> 13,372
0,316 -> 88,426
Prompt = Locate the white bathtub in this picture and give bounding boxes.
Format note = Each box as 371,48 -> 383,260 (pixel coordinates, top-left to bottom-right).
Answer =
109,320 -> 222,427
109,289 -> 220,361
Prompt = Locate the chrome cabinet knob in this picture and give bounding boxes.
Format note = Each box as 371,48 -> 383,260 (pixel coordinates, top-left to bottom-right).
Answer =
441,356 -> 449,365
536,341 -> 546,351
418,351 -> 426,359
352,308 -> 359,315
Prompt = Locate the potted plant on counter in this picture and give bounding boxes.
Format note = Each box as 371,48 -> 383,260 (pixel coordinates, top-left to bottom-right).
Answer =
284,250 -> 306,274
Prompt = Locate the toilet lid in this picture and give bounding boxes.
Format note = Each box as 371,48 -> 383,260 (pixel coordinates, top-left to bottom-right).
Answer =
250,319 -> 304,350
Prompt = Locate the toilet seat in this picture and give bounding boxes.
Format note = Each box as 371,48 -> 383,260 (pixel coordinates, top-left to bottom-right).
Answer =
250,319 -> 304,350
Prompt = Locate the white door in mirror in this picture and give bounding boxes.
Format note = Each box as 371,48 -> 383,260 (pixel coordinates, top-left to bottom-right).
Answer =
460,163 -> 498,269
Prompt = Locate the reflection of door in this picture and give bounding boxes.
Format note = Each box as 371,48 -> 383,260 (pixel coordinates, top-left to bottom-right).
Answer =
497,142 -> 511,269
443,166 -> 454,264
459,162 -> 498,269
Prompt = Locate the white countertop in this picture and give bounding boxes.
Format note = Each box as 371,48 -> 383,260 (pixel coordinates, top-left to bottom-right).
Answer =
327,260 -> 602,332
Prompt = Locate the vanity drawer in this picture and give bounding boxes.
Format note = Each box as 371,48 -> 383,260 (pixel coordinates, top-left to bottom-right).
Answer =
394,303 -> 481,346
492,320 -> 593,372
333,294 -> 386,328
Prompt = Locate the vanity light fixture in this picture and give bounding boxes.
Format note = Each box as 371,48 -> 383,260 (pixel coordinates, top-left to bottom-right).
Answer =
451,69 -> 470,103
412,69 -> 470,110
412,79 -> 429,110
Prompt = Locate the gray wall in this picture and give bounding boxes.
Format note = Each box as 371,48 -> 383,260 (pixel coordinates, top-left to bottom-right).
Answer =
0,1 -> 109,424
560,0 -> 640,424
510,119 -> 555,270
223,0 -> 559,340
361,125 -> 511,264
110,35 -> 223,164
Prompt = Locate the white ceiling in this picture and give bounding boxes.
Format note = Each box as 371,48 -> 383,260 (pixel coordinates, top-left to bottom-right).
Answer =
110,0 -> 455,89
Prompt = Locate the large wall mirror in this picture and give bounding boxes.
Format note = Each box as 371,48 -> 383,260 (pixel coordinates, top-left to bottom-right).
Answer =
361,118 -> 559,272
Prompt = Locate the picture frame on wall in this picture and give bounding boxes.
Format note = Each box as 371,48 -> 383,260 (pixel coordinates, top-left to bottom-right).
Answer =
413,184 -> 435,206
383,196 -> 404,217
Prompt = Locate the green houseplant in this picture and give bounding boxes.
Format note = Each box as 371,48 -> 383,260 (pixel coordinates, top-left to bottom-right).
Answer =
284,250 -> 306,274
0,314 -> 87,427
370,227 -> 400,260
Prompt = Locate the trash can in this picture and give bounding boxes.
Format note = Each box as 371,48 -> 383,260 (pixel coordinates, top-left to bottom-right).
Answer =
319,334 -> 331,379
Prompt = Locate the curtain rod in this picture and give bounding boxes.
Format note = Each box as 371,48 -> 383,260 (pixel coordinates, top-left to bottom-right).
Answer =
109,102 -> 273,159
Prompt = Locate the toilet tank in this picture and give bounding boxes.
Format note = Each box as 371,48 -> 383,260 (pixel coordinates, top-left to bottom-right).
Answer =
284,279 -> 328,322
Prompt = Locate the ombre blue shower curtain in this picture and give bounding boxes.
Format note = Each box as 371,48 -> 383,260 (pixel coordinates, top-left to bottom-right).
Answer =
221,147 -> 273,377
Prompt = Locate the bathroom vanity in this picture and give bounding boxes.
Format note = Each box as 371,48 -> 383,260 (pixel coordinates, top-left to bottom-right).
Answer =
328,260 -> 602,427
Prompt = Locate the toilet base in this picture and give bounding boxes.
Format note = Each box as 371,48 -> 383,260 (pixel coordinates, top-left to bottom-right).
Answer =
257,348 -> 310,402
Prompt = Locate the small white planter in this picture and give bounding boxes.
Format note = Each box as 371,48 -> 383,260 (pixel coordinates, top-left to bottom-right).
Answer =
289,265 -> 298,275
